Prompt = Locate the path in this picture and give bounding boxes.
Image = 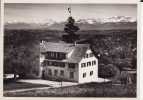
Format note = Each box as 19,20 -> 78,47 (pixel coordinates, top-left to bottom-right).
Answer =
4,78 -> 110,93
4,79 -> 78,93
18,79 -> 78,87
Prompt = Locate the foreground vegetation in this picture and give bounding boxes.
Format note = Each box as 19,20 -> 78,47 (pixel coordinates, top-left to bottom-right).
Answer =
4,82 -> 136,97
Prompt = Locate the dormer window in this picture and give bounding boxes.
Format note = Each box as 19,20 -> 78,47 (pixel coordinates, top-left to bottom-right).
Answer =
89,53 -> 94,57
83,52 -> 94,59
45,52 -> 66,60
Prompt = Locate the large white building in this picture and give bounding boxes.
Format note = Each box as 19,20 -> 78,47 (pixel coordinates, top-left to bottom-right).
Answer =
40,41 -> 99,83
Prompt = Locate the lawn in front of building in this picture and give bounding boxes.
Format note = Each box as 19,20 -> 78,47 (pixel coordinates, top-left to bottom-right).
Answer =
4,79 -> 50,91
4,82 -> 136,97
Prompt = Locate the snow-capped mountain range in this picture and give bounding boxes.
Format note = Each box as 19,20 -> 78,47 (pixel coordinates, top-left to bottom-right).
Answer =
76,16 -> 136,24
5,16 -> 137,30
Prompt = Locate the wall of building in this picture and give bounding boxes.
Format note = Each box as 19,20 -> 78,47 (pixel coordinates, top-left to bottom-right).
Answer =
78,49 -> 98,83
42,62 -> 79,82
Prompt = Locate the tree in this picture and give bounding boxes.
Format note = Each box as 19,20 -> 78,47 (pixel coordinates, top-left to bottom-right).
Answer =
4,30 -> 40,79
99,64 -> 119,79
62,16 -> 80,43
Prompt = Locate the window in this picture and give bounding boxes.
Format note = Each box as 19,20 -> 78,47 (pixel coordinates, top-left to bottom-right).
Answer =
60,70 -> 64,76
44,61 -> 50,66
49,61 -> 52,66
42,61 -> 46,66
90,71 -> 93,76
59,62 -> 65,68
83,73 -> 86,78
84,53 -> 94,58
70,72 -> 74,79
69,63 -> 75,69
86,54 -> 88,58
87,62 -> 91,67
46,52 -> 66,60
89,53 -> 94,57
51,52 -> 54,57
83,55 -> 86,58
48,69 -> 52,75
45,61 -> 65,68
59,53 -> 66,59
81,63 -> 86,68
55,52 -> 57,58
45,52 -> 49,59
54,70 -> 58,76
92,60 -> 96,65
53,62 -> 58,66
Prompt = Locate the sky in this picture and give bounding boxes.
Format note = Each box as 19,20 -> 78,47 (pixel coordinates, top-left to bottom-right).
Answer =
4,3 -> 137,23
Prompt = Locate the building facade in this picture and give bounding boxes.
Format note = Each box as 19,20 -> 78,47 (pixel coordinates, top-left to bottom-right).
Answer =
40,41 -> 98,83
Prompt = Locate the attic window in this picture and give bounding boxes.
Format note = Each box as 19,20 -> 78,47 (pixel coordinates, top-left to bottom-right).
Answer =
81,63 -> 86,68
89,53 -> 94,57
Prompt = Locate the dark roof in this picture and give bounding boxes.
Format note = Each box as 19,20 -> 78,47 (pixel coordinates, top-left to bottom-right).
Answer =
40,41 -> 90,63
65,44 -> 89,63
40,41 -> 74,53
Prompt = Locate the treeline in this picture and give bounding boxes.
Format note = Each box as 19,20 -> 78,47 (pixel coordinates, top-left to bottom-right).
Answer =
4,29 -> 137,80
88,30 -> 137,82
4,30 -> 41,78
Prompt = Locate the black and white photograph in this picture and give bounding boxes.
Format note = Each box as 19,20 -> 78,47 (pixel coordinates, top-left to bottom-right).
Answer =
3,2 -> 137,97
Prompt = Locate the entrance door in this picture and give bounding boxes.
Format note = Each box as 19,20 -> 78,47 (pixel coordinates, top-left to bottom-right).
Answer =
70,72 -> 74,79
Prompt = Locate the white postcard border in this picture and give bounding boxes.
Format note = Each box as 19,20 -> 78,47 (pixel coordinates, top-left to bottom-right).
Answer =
0,0 -> 141,100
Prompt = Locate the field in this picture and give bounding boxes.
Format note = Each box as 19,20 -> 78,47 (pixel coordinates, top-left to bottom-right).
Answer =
4,82 -> 136,97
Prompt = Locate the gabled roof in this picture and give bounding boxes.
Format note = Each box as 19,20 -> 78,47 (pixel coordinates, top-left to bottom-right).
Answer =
40,41 -> 90,63
40,41 -> 74,53
65,44 -> 89,63
62,44 -> 89,63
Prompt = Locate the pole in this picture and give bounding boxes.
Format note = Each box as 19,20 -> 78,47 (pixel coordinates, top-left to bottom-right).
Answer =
68,0 -> 72,17
68,6 -> 72,17
103,77 -> 105,97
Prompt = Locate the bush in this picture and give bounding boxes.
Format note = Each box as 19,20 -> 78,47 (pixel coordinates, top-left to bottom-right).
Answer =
99,64 -> 119,79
